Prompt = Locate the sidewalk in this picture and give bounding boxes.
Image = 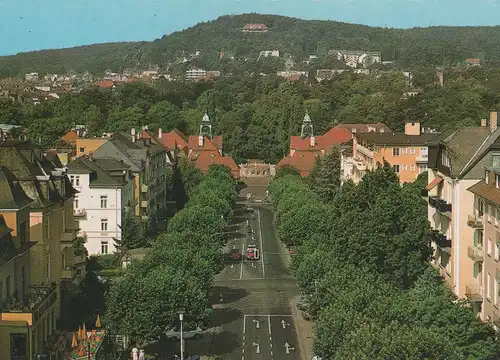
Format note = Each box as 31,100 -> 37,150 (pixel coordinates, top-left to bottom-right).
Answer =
290,296 -> 314,360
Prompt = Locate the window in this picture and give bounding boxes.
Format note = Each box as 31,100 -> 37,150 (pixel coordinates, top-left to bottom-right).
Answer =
495,280 -> 499,306
496,208 -> 500,227
488,238 -> 492,255
410,147 -> 415,155
418,164 -> 427,174
410,164 -> 415,172
478,199 -> 484,217
79,147 -> 85,153
441,150 -> 451,167
493,154 -> 500,167
75,176 -> 80,186
488,204 -> 493,223
101,219 -> 108,231
486,170 -> 490,184
392,148 -> 400,156
496,240 -> 500,261
101,241 -> 109,254
6,276 -> 10,297
496,174 -> 500,189
475,229 -> 484,247
100,195 -> 108,208
402,164 -> 407,171
74,197 -> 79,209
487,273 -> 492,300
11,334 -> 27,358
420,147 -> 428,157
70,175 -> 74,185
392,165 -> 400,173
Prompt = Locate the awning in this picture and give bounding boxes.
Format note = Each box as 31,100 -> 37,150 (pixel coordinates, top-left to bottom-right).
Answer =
425,176 -> 443,191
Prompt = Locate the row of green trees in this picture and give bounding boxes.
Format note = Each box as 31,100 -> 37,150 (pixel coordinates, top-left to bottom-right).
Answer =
3,65 -> 500,164
105,164 -> 236,344
269,163 -> 500,359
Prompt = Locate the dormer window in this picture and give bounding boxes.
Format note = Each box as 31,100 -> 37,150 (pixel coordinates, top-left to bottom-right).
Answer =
441,150 -> 451,167
486,170 -> 490,184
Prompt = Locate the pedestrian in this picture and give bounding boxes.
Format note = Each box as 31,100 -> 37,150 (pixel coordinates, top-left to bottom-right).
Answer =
139,349 -> 145,360
219,291 -> 224,303
132,346 -> 139,360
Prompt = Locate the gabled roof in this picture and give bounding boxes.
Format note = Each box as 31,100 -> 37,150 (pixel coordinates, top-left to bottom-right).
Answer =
98,80 -> 115,88
161,129 -> 189,151
0,167 -> 33,209
335,123 -> 392,133
188,150 -> 239,177
355,132 -> 438,146
61,129 -> 78,144
277,151 -> 321,177
436,126 -> 492,178
290,128 -> 352,152
67,155 -> 128,187
188,136 -> 219,151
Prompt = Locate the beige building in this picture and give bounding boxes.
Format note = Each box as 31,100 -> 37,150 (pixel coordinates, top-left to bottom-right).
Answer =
0,140 -> 82,359
426,112 -> 500,322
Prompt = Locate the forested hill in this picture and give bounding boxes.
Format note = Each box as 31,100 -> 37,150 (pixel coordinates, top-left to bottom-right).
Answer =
3,13 -> 500,76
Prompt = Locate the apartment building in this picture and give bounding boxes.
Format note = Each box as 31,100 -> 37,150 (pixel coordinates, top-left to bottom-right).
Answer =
351,122 -> 437,183
425,112 -> 500,322
91,132 -> 169,233
0,140 -> 81,359
185,69 -> 206,81
75,137 -> 109,157
67,156 -> 135,255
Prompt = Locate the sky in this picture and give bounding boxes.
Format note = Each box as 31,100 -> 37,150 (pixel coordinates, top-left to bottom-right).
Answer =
1,0 -> 500,56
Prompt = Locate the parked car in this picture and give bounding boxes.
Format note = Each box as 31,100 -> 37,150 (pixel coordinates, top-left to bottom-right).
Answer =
245,205 -> 254,212
165,326 -> 203,340
230,248 -> 242,261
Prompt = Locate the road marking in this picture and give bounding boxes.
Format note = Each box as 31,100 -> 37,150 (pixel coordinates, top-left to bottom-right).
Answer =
253,342 -> 260,354
270,343 -> 273,348
240,234 -> 245,280
258,209 -> 265,278
243,315 -> 247,334
253,319 -> 260,329
244,314 -> 294,317
268,315 -> 272,335
281,319 -> 290,329
285,342 -> 296,354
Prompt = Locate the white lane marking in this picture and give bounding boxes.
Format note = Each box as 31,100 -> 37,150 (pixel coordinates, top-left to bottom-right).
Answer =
253,319 -> 260,329
268,315 -> 272,335
244,314 -> 293,317
258,209 -> 265,277
243,315 -> 247,334
270,343 -> 273,348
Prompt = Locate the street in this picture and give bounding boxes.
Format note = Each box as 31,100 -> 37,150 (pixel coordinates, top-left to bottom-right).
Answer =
156,196 -> 303,360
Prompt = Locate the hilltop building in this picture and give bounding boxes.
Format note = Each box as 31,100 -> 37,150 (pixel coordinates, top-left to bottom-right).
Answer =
242,24 -> 269,32
329,50 -> 381,68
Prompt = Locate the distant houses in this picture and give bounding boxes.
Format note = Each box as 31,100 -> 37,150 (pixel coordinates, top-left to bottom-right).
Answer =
242,23 -> 269,32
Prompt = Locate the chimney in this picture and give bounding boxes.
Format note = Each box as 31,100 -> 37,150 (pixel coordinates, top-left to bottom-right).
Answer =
158,127 -> 162,139
490,111 -> 498,133
131,128 -> 136,143
198,135 -> 204,147
481,118 -> 487,127
404,122 -> 421,136
310,136 -> 316,147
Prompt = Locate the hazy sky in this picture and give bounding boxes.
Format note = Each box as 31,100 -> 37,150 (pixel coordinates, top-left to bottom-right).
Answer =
1,0 -> 499,56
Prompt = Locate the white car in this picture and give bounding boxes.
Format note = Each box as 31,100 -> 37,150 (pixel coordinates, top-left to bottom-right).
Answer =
165,327 -> 203,340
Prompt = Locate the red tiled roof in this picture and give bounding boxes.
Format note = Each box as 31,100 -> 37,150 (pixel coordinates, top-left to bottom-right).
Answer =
189,151 -> 239,178
284,74 -> 303,81
335,123 -> 392,133
162,129 -> 189,151
98,80 -> 115,88
61,129 -> 78,144
290,128 -> 352,151
466,58 -> 481,64
188,136 -> 219,151
321,127 -> 353,148
276,151 -> 322,177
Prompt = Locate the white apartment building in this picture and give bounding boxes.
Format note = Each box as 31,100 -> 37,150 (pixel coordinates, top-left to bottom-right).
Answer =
67,156 -> 135,255
186,69 -> 206,81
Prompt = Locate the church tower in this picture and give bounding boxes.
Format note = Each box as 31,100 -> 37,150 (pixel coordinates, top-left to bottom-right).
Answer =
198,112 -> 212,147
300,111 -> 316,147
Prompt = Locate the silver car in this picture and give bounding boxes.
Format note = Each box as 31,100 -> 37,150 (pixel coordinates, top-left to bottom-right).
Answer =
165,326 -> 203,340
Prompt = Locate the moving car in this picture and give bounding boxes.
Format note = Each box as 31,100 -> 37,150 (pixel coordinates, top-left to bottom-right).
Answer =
165,326 -> 203,341
245,205 -> 254,212
246,245 -> 260,260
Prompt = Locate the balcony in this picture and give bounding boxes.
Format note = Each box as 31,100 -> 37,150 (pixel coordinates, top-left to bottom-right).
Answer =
431,231 -> 452,249
416,155 -> 429,163
429,196 -> 438,208
467,214 -> 484,229
141,184 -> 148,193
468,245 -> 484,262
465,284 -> 483,302
61,266 -> 77,281
435,198 -> 452,214
141,200 -> 148,208
356,144 -> 373,158
0,283 -> 58,326
73,209 -> 86,218
61,226 -> 78,244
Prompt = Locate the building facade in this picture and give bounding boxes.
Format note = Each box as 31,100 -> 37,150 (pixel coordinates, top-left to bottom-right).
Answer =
68,156 -> 135,255
351,122 -> 436,183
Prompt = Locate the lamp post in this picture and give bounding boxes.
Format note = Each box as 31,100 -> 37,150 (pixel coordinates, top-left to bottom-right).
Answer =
178,310 -> 185,360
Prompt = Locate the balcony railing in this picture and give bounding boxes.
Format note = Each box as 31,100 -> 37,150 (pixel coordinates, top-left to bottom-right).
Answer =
141,200 -> 148,208
467,214 -> 484,228
435,198 -> 452,214
431,231 -> 452,249
429,196 -> 437,208
468,245 -> 484,262
356,144 -> 373,158
416,155 -> 429,163
73,209 -> 86,217
465,284 -> 483,302
141,184 -> 148,193
1,283 -> 57,326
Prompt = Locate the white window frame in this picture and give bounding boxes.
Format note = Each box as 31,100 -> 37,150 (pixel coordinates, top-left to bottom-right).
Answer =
402,164 -> 407,172
488,237 -> 492,255
488,203 -> 493,223
101,219 -> 108,231
487,273 -> 492,300
392,148 -> 400,156
410,147 -> 415,155
101,241 -> 109,254
486,170 -> 490,184
393,164 -> 400,173
495,279 -> 499,306
410,164 -> 415,172
496,240 -> 500,261
496,174 -> 500,189
100,195 -> 108,209
75,176 -> 80,186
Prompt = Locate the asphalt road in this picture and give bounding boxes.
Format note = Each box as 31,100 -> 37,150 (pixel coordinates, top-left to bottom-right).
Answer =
156,201 -> 302,360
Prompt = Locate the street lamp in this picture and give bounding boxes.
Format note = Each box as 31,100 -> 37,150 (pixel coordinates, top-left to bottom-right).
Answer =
178,310 -> 185,360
